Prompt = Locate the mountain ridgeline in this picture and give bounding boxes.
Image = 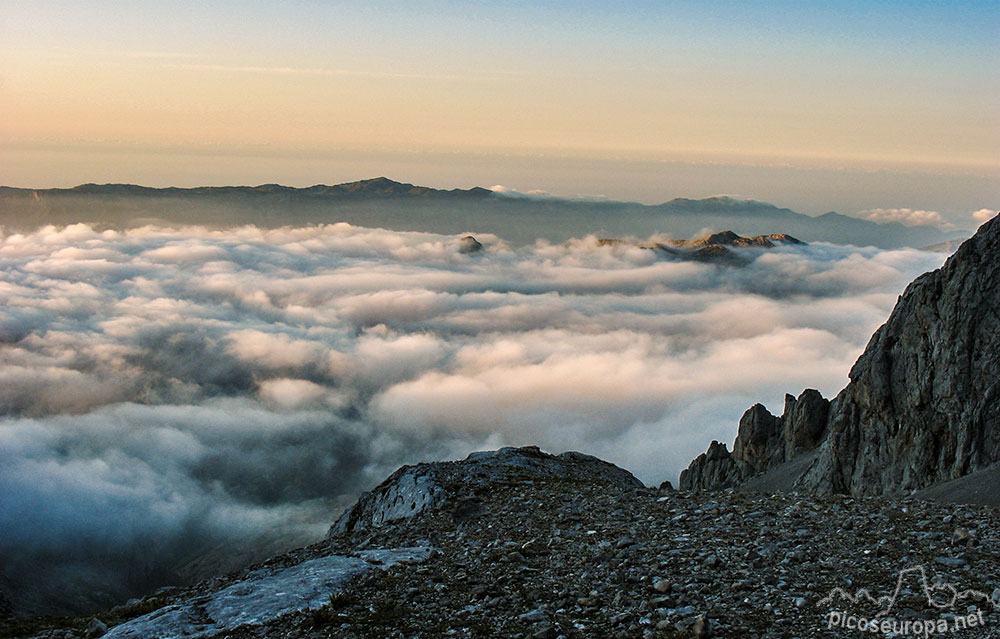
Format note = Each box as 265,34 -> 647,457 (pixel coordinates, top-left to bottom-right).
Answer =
681,214 -> 1000,502
0,177 -> 968,248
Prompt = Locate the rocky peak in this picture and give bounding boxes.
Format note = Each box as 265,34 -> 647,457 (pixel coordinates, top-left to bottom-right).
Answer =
677,440 -> 742,491
457,235 -> 484,254
681,215 -> 1000,498
687,230 -> 743,246
329,446 -> 643,537
679,389 -> 829,491
671,229 -> 804,250
731,403 -> 783,474
597,230 -> 805,265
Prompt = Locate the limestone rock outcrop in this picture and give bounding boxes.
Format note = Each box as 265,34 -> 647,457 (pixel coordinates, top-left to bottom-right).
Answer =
678,440 -> 742,491
679,390 -> 830,491
329,446 -> 643,537
783,389 -> 830,459
799,215 -> 1000,496
681,215 -> 1000,497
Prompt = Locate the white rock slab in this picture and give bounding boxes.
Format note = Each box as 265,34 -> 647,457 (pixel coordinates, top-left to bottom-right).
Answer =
105,546 -> 433,639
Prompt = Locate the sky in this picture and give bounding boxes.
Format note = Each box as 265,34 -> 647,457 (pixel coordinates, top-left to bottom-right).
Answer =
1,1 -> 997,221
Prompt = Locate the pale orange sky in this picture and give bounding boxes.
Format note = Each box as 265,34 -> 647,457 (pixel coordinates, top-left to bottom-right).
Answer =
1,1 -> 997,220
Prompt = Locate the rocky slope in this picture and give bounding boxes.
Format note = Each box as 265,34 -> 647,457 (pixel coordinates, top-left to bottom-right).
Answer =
329,447 -> 643,537
9,447 -> 999,639
682,215 -> 1000,498
7,448 -> 1000,639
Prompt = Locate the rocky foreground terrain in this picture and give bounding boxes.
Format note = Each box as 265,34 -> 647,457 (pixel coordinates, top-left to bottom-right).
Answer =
6,446 -> 999,639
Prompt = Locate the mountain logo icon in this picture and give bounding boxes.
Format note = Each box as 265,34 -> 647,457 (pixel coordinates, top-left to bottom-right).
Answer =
817,565 -> 997,618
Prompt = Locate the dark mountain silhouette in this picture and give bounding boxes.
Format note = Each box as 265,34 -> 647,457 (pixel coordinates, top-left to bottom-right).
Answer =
0,178 -> 968,248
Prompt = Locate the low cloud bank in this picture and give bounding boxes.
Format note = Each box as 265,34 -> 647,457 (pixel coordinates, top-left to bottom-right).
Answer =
973,208 -> 997,225
859,207 -> 953,229
0,223 -> 945,612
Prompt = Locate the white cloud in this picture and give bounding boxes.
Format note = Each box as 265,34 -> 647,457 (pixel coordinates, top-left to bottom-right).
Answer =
258,378 -> 337,410
490,185 -> 608,202
972,208 -> 997,225
859,208 -> 953,228
0,221 -> 947,612
225,329 -> 327,370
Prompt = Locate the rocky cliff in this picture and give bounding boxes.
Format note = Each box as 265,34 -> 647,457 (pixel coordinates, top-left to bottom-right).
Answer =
679,389 -> 829,491
681,215 -> 1000,497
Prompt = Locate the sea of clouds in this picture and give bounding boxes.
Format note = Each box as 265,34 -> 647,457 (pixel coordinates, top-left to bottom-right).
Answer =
0,222 -> 946,611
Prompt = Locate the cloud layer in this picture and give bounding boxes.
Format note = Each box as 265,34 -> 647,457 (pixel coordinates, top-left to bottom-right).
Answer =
973,208 -> 997,225
859,207 -> 953,228
0,222 -> 945,612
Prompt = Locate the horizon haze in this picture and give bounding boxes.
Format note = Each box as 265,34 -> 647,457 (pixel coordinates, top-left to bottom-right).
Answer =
2,1 -> 998,224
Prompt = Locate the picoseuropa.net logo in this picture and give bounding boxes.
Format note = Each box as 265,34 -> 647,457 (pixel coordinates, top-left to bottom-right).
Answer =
815,565 -> 998,636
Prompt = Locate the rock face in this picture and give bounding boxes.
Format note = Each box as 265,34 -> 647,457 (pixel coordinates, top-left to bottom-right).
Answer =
682,215 -> 1000,497
800,215 -> 1000,496
103,548 -> 434,639
329,446 -> 643,537
679,390 -> 829,491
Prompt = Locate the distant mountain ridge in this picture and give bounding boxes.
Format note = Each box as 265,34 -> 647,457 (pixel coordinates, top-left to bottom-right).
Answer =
60,177 -> 495,200
0,177 -> 970,248
656,195 -> 796,215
